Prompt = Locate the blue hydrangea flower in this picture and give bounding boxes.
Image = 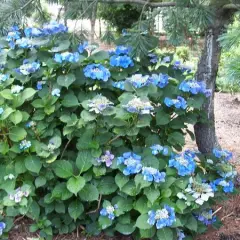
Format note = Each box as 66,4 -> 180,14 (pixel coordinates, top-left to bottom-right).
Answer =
149,73 -> 169,88
100,204 -> 118,220
177,229 -> 185,240
117,152 -> 142,176
173,61 -> 191,73
78,41 -> 88,53
17,61 -> 40,75
147,205 -> 176,229
123,97 -> 154,114
42,21 -> 68,35
213,149 -> 233,161
88,95 -> 114,114
185,177 -> 214,205
110,55 -> 134,68
24,27 -> 43,38
126,74 -> 150,88
83,64 -> 111,82
6,26 -> 21,48
37,81 -> 45,90
19,140 -> 31,150
26,121 -> 36,128
11,85 -> 24,94
51,88 -> 60,97
169,151 -> 196,176
164,96 -> 187,109
97,151 -> 114,167
0,73 -> 9,84
115,45 -> 131,55
0,107 -> 4,115
150,144 -> 169,156
15,38 -> 32,48
0,222 -> 6,236
112,81 -> 125,90
195,210 -> 217,225
162,56 -> 171,63
141,167 -> 166,183
213,179 -> 234,193
54,52 -> 80,63
148,53 -> 158,64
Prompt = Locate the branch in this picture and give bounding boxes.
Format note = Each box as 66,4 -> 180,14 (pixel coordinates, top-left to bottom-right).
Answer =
223,4 -> 240,10
96,0 -> 176,7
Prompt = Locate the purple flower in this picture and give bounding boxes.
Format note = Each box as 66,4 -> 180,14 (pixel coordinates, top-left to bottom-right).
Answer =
97,151 -> 114,167
195,210 -> 217,225
164,96 -> 187,109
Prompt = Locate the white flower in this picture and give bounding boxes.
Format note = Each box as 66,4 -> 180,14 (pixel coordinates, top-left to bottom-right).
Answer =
4,174 -> 15,181
11,85 -> 24,94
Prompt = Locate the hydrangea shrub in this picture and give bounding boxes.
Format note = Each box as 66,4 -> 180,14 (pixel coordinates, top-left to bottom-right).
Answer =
0,23 -> 236,240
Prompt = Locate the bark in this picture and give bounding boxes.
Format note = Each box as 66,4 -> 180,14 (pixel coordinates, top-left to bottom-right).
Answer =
90,3 -> 98,43
194,9 -> 232,153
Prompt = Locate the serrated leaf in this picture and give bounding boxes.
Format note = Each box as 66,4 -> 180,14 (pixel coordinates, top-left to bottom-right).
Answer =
67,176 -> 86,195
68,200 -> 84,221
53,160 -> 73,178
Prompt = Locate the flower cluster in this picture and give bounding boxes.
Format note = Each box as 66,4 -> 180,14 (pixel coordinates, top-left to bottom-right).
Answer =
19,140 -> 31,150
6,26 -> 21,48
195,210 -> 217,225
123,97 -> 153,114
149,73 -> 169,88
0,73 -> 9,84
0,222 -> 6,236
11,85 -> 23,94
177,229 -> 185,240
100,204 -> 118,220
24,27 -> 42,38
115,45 -> 131,55
110,55 -> 134,68
83,64 -> 111,82
142,167 -> 166,183
97,151 -> 114,167
126,74 -> 150,88
78,41 -> 88,53
213,148 -> 233,161
16,37 -> 32,49
164,96 -> 187,109
88,95 -> 114,114
216,162 -> 237,179
9,188 -> 30,203
117,152 -> 142,176
4,174 -> 15,181
150,144 -> 169,156
212,178 -> 234,193
162,56 -> 171,63
47,140 -> 57,153
37,81 -> 45,90
147,205 -> 176,229
148,53 -> 158,64
179,80 -> 212,97
112,81 -> 125,90
54,52 -> 80,63
52,89 -> 60,97
173,61 -> 191,73
185,177 -> 214,205
17,61 -> 40,75
169,150 -> 196,176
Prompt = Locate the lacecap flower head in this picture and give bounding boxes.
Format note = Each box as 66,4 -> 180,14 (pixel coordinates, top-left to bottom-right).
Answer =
169,150 -> 196,176
141,167 -> 166,183
9,187 -> 30,203
149,73 -> 169,88
115,45 -> 131,55
100,204 -> 118,220
19,140 -> 31,150
54,52 -> 80,63
97,151 -> 114,167
117,152 -> 142,176
147,205 -> 176,229
15,38 -> 32,49
164,96 -> 187,110
126,74 -> 150,88
110,55 -> 134,68
123,97 -> 154,114
18,61 -> 40,75
83,64 -> 110,82
88,95 -> 114,114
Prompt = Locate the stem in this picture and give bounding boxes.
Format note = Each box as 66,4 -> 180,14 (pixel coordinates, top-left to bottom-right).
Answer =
86,195 -> 102,214
60,138 -> 72,160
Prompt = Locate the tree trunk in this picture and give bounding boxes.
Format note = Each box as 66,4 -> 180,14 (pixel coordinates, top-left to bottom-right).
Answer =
90,3 -> 98,43
194,22 -> 223,153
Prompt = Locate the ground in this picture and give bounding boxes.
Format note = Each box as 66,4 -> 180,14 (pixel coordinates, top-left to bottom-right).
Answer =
9,92 -> 240,240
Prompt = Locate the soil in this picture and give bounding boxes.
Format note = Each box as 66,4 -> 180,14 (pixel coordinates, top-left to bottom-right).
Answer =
9,92 -> 240,240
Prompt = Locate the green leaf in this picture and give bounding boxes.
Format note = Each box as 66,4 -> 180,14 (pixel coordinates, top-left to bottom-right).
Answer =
24,155 -> 42,174
9,110 -> 23,125
21,88 -> 36,101
186,215 -> 198,232
0,89 -> 13,99
98,176 -> 118,195
81,110 -> 97,122
62,93 -> 79,107
53,160 -> 73,178
51,40 -> 70,52
156,109 -> 171,125
67,176 -> 86,195
140,228 -> 156,238
98,216 -> 112,229
76,150 -> 93,173
57,74 -> 76,89
144,186 -> 160,204
115,223 -> 136,235
134,174 -> 152,189
134,196 -> 149,214
9,127 -> 27,142
135,214 -> 152,230
90,50 -> 109,61
0,142 -> 9,155
49,135 -> 62,148
167,132 -> 185,146
115,173 -> 129,190
79,184 -> 99,202
68,200 -> 84,221
121,181 -> 140,196
0,107 -> 15,120
157,228 -> 173,240
35,176 -> 47,188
